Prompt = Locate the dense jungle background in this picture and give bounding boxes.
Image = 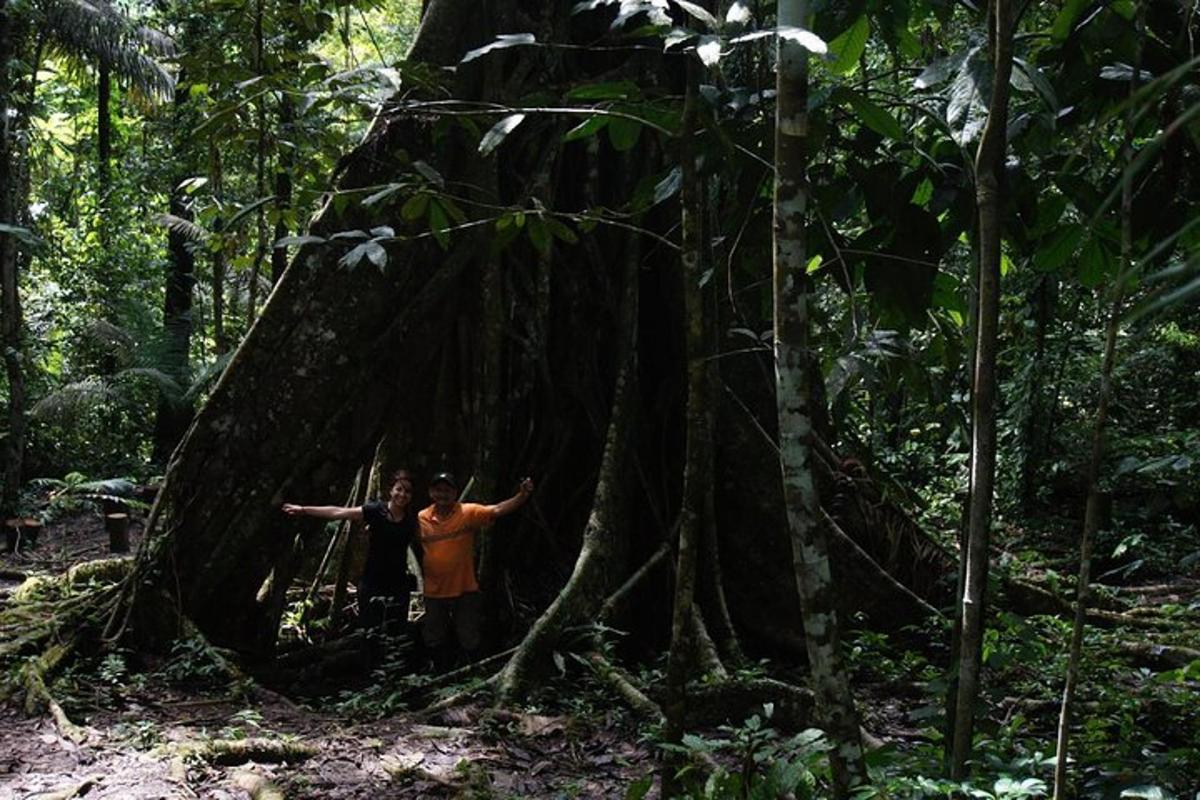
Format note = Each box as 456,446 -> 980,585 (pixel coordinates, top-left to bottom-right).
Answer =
1,0 -> 1199,797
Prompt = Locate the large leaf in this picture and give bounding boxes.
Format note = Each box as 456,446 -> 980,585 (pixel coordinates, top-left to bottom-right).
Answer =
563,115 -> 609,142
1012,58 -> 1058,112
825,15 -> 868,75
479,113 -> 527,156
728,26 -> 826,54
566,81 -> 642,101
840,89 -> 904,140
946,53 -> 991,145
673,0 -> 718,29
460,33 -> 537,64
695,35 -> 722,66
607,116 -> 642,150
914,47 -> 972,90
1034,224 -> 1085,273
1051,0 -> 1094,41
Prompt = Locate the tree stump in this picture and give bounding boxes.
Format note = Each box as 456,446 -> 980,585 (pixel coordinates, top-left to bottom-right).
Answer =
4,518 -> 41,553
105,514 -> 130,554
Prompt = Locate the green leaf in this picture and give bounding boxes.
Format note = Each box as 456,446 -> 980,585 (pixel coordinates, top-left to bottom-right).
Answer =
1001,252 -> 1014,277
914,48 -> 971,90
1078,237 -> 1112,288
1051,0 -> 1092,42
1012,58 -> 1058,112
566,81 -> 642,101
652,167 -> 682,206
273,234 -> 326,248
428,201 -> 450,250
1035,224 -> 1084,273
607,116 -> 642,151
413,160 -> 445,188
625,775 -> 653,800
544,217 -> 578,244
0,223 -> 41,247
825,16 -> 868,75
911,177 -> 934,207
401,193 -> 429,221
363,183 -> 405,207
841,89 -> 904,140
479,113 -> 527,156
528,216 -> 552,254
563,115 -> 609,142
460,33 -> 536,64
947,54 -> 991,145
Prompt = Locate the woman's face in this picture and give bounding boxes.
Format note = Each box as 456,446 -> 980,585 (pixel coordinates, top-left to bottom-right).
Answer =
389,479 -> 413,508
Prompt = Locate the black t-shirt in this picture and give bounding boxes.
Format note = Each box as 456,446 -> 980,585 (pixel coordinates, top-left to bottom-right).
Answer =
360,501 -> 417,591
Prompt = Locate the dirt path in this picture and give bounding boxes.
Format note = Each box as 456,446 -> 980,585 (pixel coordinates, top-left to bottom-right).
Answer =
1,694 -> 655,799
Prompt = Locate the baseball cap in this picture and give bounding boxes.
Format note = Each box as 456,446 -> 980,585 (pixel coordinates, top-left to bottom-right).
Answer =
430,472 -> 458,489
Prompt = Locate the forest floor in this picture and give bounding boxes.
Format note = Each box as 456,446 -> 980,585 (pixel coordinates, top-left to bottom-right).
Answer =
2,512 -> 1199,798
0,513 -> 662,799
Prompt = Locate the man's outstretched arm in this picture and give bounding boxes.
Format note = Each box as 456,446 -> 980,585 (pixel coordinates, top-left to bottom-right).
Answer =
487,477 -> 535,518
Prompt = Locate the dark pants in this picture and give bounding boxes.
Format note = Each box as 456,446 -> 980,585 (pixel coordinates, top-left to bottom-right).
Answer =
422,592 -> 484,670
358,580 -> 407,634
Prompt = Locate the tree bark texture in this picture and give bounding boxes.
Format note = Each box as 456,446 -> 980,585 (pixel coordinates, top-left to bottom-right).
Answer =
772,0 -> 866,792
1,10 -> 30,517
951,0 -> 1015,779
662,57 -> 705,799
153,84 -> 198,465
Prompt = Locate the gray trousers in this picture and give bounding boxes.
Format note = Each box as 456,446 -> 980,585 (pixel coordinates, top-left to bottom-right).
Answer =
422,592 -> 484,655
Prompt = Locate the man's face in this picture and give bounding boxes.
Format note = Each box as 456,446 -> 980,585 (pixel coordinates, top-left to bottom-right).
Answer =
389,480 -> 412,508
430,482 -> 456,506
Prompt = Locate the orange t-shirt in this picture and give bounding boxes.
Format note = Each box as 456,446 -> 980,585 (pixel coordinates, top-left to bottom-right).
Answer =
417,502 -> 496,599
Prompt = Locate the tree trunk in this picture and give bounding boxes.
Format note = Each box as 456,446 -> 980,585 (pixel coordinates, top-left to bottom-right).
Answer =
97,62 -> 111,189
111,0 -> 521,656
271,0 -> 299,286
1052,18 -> 1140,795
152,84 -> 198,465
247,0 -> 267,329
773,1 -> 866,792
1,13 -> 30,518
1018,274 -> 1057,510
210,142 -> 227,356
662,56 -> 705,799
495,223 -> 642,703
951,0 -> 1015,779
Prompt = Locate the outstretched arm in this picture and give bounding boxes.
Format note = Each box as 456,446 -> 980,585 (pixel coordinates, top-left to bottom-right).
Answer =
281,503 -> 363,521
487,477 -> 535,519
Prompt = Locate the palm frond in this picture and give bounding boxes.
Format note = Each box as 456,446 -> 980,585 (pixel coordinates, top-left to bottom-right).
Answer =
34,0 -> 174,100
118,366 -> 186,402
155,213 -> 209,243
30,376 -> 114,421
183,352 -> 234,404
85,318 -> 135,352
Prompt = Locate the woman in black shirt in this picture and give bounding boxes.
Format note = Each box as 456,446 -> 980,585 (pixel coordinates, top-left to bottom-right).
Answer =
282,470 -> 420,631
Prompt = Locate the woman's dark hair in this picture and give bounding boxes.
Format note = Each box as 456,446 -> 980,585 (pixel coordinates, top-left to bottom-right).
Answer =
389,468 -> 414,488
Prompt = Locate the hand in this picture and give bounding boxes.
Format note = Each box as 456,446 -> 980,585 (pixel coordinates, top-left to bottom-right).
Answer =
518,477 -> 535,495
281,503 -> 305,516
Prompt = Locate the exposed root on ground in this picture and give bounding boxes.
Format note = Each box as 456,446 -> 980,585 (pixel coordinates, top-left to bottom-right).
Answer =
175,737 -> 318,765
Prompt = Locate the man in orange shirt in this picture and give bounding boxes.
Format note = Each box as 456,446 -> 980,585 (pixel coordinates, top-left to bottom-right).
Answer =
419,472 -> 534,669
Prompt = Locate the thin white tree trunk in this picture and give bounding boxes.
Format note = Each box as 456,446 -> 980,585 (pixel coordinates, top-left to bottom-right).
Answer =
772,0 -> 866,793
